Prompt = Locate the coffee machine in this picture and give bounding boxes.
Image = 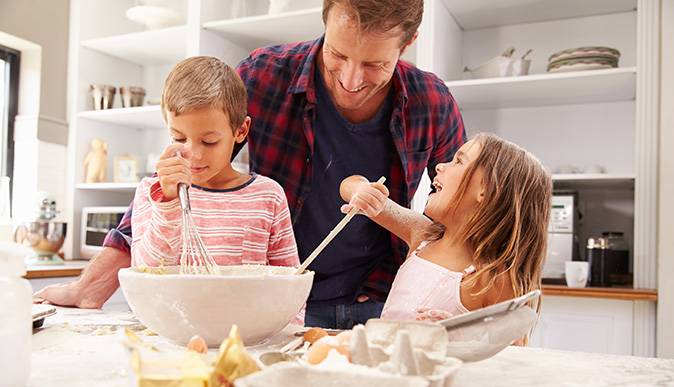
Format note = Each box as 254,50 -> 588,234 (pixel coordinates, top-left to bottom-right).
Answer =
13,191 -> 67,265
542,192 -> 579,282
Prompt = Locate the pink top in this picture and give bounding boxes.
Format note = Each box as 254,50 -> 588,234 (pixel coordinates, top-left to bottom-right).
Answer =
131,174 -> 300,268
381,241 -> 475,320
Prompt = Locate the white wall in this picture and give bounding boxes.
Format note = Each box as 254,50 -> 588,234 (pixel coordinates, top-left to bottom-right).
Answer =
657,0 -> 673,359
0,0 -> 70,224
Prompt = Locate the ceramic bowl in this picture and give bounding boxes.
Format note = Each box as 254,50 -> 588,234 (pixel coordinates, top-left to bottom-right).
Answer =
118,265 -> 313,347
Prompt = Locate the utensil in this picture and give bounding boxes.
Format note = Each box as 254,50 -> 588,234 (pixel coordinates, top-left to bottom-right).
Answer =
438,289 -> 541,362
295,176 -> 386,275
174,148 -> 219,275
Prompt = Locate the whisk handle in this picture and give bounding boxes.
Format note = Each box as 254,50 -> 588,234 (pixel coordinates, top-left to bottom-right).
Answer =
178,183 -> 190,211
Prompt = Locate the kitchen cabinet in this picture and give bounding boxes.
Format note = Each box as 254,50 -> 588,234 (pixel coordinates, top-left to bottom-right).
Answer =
65,0 -> 659,355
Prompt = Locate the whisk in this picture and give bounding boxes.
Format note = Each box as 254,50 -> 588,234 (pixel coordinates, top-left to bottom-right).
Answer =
174,148 -> 219,274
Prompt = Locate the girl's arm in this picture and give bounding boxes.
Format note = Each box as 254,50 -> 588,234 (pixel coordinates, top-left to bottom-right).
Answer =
340,175 -> 432,247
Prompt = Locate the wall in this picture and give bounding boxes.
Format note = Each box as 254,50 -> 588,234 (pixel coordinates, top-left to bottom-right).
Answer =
657,0 -> 673,359
0,0 -> 70,224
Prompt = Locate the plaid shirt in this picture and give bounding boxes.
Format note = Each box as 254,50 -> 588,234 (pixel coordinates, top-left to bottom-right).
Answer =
105,36 -> 465,303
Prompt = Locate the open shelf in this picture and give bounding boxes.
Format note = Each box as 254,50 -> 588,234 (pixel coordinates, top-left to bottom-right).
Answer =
203,7 -> 323,50
78,105 -> 164,130
552,173 -> 635,190
447,67 -> 636,109
76,182 -> 139,193
440,0 -> 636,30
80,25 -> 187,66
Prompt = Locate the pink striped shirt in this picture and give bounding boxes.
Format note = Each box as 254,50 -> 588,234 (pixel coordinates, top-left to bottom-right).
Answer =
131,174 -> 300,269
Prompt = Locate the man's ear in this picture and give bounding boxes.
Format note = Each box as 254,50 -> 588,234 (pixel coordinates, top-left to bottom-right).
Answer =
235,116 -> 251,143
400,30 -> 419,57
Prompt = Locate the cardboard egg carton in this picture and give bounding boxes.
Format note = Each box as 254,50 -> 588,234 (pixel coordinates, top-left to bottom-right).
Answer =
236,321 -> 462,387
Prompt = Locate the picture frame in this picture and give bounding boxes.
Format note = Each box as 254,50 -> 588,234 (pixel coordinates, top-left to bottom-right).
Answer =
114,156 -> 139,183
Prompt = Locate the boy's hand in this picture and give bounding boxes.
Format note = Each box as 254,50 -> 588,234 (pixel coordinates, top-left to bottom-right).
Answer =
155,143 -> 191,201
339,175 -> 389,218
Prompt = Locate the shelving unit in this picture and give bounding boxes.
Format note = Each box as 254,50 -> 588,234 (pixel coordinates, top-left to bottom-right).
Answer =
66,0 -> 658,356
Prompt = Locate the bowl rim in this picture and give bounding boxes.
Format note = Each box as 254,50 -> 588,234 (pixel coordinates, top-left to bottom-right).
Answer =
118,265 -> 314,279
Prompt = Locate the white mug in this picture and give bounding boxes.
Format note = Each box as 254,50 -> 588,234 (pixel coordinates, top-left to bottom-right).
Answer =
565,261 -> 589,288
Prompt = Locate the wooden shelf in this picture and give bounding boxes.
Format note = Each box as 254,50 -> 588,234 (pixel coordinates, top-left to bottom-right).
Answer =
203,7 -> 323,51
447,67 -> 636,109
80,25 -> 187,66
542,285 -> 657,301
78,105 -> 164,130
440,0 -> 636,30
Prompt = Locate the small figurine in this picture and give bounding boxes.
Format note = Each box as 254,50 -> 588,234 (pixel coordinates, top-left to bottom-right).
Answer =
84,138 -> 107,183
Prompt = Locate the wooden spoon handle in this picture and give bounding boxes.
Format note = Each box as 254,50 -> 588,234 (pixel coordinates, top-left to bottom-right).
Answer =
295,176 -> 386,275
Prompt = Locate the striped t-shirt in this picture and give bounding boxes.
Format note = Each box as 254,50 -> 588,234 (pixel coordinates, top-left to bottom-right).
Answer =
130,173 -> 299,268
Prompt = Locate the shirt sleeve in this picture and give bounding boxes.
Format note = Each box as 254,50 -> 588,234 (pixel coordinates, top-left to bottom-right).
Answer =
130,178 -> 183,267
102,202 -> 133,254
266,182 -> 300,268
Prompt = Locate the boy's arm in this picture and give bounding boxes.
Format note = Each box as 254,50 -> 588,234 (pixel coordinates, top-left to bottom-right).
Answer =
340,175 -> 432,247
130,179 -> 183,267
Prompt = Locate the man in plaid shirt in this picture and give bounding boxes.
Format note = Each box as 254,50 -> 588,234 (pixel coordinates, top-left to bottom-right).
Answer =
34,0 -> 465,329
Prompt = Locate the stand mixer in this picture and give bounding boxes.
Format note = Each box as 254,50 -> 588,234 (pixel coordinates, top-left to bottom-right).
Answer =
13,191 -> 67,265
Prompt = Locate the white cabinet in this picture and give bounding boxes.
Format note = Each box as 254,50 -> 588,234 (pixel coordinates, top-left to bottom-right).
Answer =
66,0 -> 659,355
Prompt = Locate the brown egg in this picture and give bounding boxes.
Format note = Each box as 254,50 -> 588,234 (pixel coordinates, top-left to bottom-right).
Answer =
303,327 -> 328,344
306,336 -> 348,365
187,335 -> 208,354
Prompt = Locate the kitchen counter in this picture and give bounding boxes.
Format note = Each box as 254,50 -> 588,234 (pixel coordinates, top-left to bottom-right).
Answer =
29,307 -> 674,386
24,260 -> 89,279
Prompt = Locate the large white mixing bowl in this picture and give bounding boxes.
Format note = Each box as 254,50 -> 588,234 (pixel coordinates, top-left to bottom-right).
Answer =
118,265 -> 313,347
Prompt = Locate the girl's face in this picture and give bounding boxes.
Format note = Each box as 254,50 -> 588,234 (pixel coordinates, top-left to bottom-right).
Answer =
425,140 -> 484,223
167,107 -> 249,189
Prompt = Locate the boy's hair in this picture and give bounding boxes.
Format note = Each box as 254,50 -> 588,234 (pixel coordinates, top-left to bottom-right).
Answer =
425,133 -> 553,301
322,0 -> 423,49
161,56 -> 247,130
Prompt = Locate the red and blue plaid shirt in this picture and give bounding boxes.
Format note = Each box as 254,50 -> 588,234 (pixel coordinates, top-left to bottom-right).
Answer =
104,36 -> 465,303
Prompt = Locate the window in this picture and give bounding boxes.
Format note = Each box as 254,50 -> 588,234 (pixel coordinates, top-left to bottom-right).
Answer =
0,44 -> 19,214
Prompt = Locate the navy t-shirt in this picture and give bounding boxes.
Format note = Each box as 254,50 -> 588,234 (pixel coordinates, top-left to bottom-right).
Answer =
294,68 -> 394,305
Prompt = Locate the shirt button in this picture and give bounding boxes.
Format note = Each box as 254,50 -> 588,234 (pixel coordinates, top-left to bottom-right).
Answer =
297,199 -> 303,207
306,157 -> 311,164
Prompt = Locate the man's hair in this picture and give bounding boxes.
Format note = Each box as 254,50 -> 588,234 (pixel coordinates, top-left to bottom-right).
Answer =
161,56 -> 247,131
424,133 -> 553,302
322,0 -> 423,49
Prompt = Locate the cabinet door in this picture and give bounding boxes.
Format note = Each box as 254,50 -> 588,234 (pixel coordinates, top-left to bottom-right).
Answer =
529,295 -> 633,355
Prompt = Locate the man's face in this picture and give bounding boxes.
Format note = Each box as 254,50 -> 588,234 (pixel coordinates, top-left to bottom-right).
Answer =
319,6 -> 414,121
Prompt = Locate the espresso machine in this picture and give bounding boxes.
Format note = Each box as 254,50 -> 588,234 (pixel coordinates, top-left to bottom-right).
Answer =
14,191 -> 67,265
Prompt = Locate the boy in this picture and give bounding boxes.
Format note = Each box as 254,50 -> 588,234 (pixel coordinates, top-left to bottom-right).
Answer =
130,56 -> 300,271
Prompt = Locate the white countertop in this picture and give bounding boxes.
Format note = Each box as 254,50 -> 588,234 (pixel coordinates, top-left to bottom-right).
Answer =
29,307 -> 674,386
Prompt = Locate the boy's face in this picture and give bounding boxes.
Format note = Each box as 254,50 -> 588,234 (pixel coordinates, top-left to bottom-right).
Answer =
167,107 -> 249,189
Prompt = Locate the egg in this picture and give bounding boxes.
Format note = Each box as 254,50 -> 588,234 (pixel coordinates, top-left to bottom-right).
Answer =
306,335 -> 348,365
187,335 -> 208,354
303,327 -> 328,344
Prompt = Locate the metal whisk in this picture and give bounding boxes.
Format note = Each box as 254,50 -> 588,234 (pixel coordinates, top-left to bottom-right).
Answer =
177,182 -> 219,275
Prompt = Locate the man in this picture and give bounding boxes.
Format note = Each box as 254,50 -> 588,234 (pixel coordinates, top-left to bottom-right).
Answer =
34,0 -> 466,329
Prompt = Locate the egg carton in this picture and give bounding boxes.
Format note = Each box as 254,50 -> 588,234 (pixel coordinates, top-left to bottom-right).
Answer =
236,322 -> 462,387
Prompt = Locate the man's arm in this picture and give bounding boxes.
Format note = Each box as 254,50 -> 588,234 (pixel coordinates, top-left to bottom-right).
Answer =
33,247 -> 131,308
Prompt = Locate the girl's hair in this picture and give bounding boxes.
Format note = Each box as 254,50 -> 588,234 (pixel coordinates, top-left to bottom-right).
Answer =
322,0 -> 423,49
425,133 -> 553,302
161,56 -> 247,131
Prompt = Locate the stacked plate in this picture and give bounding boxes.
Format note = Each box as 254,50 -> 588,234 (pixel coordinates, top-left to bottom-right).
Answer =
547,46 -> 620,73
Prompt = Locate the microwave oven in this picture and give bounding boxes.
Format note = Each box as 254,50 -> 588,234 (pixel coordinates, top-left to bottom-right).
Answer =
542,192 -> 579,282
81,206 -> 129,259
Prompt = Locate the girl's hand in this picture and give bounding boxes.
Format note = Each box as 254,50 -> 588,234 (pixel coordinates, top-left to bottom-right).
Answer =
155,143 -> 191,201
339,175 -> 389,218
414,308 -> 453,322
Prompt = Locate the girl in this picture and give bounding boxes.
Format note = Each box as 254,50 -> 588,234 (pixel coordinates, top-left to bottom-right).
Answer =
340,133 -> 552,323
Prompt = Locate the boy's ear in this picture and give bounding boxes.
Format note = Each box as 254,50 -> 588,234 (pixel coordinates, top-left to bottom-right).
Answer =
235,116 -> 251,143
